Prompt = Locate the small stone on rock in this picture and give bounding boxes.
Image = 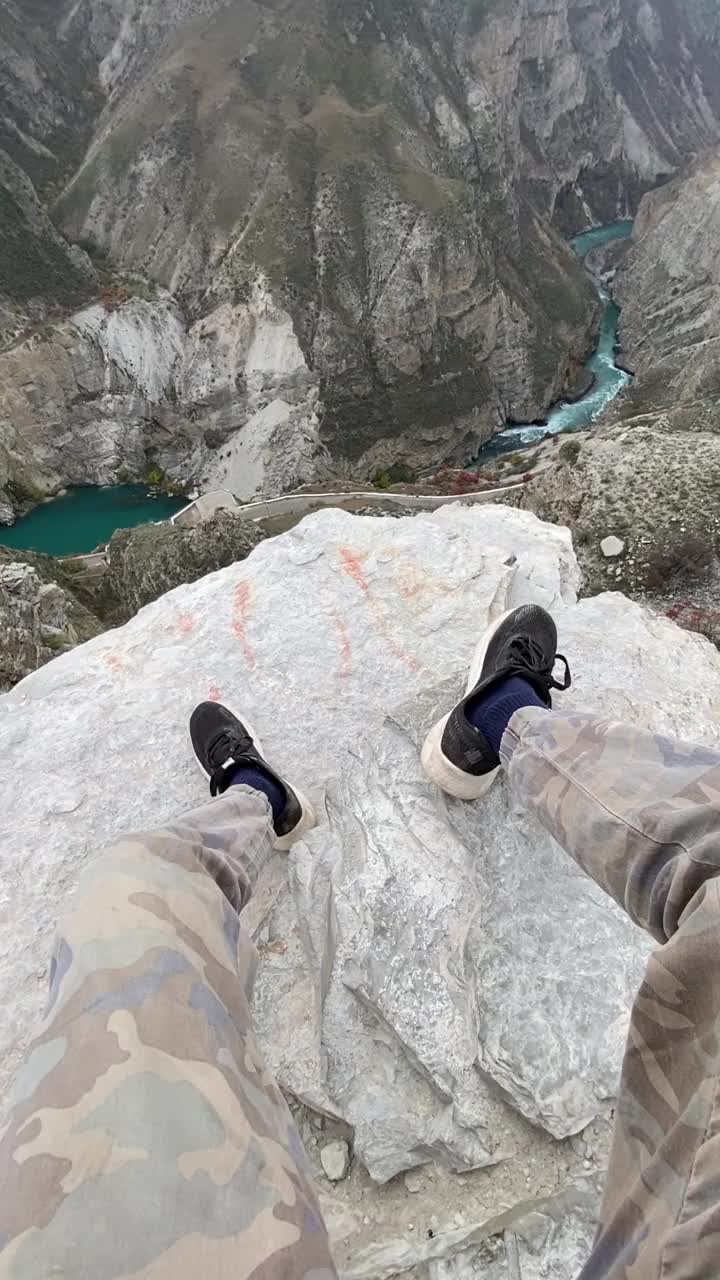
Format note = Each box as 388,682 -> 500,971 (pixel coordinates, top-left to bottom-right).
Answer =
601,535 -> 625,558
320,1139 -> 350,1182
404,1169 -> 424,1194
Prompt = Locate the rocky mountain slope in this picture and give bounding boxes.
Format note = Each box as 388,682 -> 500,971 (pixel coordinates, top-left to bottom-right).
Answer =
0,0 -> 100,334
4,503 -> 720,1275
2,0 -> 720,515
0,546 -> 103,688
105,506 -> 266,617
523,400 -> 720,649
614,149 -> 720,416
0,151 -> 95,339
519,148 -> 720,648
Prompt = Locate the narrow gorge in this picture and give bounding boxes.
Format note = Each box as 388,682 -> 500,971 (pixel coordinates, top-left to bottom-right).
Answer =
475,219 -> 634,461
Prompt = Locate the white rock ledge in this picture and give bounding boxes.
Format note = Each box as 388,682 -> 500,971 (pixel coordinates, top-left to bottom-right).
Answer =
2,505 -> 719,1202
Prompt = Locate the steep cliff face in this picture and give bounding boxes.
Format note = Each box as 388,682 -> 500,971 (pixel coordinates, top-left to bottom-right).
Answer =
1,0 -> 720,506
0,292 -> 325,515
614,151 -> 720,416
457,0 -> 720,229
49,0 -> 598,470
0,0 -> 100,337
51,0 -> 720,461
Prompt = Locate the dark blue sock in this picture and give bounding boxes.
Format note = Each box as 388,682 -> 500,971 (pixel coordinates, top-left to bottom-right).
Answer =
226,765 -> 285,822
466,675 -> 546,754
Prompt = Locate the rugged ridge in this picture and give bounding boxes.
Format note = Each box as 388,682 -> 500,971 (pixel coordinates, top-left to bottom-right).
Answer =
4,504 -> 720,1274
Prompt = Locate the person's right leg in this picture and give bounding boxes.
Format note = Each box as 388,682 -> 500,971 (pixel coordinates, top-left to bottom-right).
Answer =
423,606 -> 720,1280
0,702 -> 333,1280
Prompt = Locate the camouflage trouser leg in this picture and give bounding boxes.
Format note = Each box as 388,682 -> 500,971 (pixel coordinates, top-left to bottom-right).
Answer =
0,786 -> 337,1280
502,708 -> 720,1280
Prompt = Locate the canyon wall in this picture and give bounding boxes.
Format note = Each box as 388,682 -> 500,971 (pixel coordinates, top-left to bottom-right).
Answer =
1,0 -> 719,512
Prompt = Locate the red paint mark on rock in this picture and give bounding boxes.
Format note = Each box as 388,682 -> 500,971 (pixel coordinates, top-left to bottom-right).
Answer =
232,581 -> 256,670
339,546 -> 369,593
176,613 -> 194,635
332,612 -> 353,679
337,545 -> 426,676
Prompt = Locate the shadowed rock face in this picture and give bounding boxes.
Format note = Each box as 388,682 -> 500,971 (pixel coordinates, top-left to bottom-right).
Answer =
614,152 -> 720,418
1,0 -> 720,502
0,0 -> 100,332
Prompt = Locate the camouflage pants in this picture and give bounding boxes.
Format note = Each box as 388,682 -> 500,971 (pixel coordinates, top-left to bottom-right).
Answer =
0,785 -> 337,1280
502,709 -> 720,1280
3,713 -> 720,1278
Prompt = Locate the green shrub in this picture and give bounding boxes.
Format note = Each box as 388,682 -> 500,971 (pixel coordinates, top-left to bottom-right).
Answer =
43,633 -> 66,652
385,463 -> 413,485
559,439 -> 581,465
373,468 -> 391,490
144,465 -> 185,498
61,558 -> 84,575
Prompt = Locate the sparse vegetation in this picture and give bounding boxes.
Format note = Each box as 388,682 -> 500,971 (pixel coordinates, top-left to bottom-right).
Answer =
144,465 -> 185,498
60,558 -> 84,576
559,439 -> 581,465
6,478 -> 45,506
43,633 -> 66,652
100,284 -> 131,312
643,535 -> 713,591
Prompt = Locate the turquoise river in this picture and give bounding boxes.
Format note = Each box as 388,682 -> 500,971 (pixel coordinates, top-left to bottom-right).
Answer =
475,219 -> 634,461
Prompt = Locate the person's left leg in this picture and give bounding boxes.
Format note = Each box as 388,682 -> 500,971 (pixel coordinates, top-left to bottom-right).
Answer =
0,703 -> 335,1280
421,606 -> 720,1280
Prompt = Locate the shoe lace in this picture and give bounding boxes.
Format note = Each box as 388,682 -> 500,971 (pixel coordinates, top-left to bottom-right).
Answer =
504,633 -> 572,692
208,728 -> 255,795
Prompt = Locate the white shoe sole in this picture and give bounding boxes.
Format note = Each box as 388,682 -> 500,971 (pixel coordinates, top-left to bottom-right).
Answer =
190,708 -> 316,851
420,608 -> 514,801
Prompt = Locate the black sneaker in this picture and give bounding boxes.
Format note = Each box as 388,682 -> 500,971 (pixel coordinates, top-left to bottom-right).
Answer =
420,605 -> 570,800
189,702 -> 316,850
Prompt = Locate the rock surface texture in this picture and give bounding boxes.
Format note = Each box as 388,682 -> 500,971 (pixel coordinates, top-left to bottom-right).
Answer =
4,505 -> 720,1273
2,1 -> 720,511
